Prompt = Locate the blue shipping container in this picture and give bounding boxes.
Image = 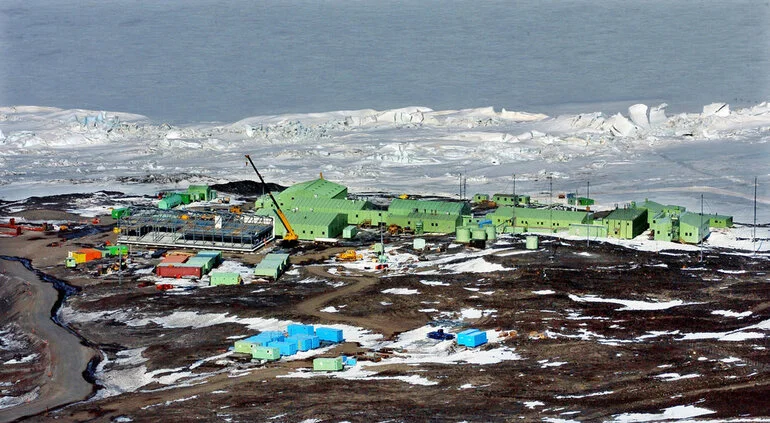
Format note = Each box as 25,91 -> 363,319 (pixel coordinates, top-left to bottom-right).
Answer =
287,324 -> 315,337
297,334 -> 320,349
287,335 -> 313,351
268,340 -> 298,356
457,329 -> 487,348
316,327 -> 344,343
255,331 -> 284,345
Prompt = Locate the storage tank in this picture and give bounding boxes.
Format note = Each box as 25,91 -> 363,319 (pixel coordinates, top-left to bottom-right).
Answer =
471,228 -> 487,241
484,225 -> 496,241
525,235 -> 539,250
455,226 -> 472,243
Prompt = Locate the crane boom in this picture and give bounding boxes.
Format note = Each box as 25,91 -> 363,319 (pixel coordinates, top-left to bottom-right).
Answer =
245,155 -> 298,241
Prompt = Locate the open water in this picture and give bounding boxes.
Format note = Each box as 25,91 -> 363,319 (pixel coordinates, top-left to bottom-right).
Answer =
1,0 -> 768,123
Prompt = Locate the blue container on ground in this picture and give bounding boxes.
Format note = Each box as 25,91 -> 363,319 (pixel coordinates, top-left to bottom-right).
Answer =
297,334 -> 320,349
268,340 -> 298,356
287,335 -> 313,351
255,331 -> 284,345
457,329 -> 487,348
287,323 -> 315,337
316,327 -> 344,343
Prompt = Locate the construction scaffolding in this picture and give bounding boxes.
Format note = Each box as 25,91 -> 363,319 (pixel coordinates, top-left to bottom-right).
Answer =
116,207 -> 274,252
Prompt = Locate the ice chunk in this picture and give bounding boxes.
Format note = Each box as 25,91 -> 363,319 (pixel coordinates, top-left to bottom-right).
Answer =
648,103 -> 668,126
606,113 -> 636,137
702,102 -> 730,117
628,104 -> 649,129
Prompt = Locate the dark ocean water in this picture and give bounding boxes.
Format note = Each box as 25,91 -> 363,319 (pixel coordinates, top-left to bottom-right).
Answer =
1,0 -> 768,123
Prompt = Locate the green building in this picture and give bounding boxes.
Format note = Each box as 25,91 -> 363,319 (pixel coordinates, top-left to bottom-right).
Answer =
679,212 -> 710,244
278,178 -> 347,201
387,212 -> 463,234
472,193 -> 490,203
707,214 -> 733,228
649,214 -> 676,242
388,198 -> 471,216
492,194 -> 530,206
187,185 -> 215,201
606,207 -> 648,239
634,200 -> 686,224
568,224 -> 608,238
512,207 -> 592,232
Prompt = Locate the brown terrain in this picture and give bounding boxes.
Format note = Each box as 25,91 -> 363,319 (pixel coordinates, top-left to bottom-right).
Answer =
0,200 -> 768,422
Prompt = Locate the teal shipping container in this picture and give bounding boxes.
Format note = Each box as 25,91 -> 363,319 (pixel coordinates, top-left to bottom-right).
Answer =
313,357 -> 344,372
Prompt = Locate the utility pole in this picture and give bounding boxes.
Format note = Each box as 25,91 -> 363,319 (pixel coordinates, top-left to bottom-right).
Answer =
700,194 -> 704,262
548,175 -> 553,232
754,176 -> 758,253
513,174 -> 516,197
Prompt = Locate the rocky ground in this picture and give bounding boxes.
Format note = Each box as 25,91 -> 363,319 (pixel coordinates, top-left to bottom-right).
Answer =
1,195 -> 769,422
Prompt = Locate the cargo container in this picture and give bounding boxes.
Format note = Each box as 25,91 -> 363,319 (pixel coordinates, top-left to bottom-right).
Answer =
313,357 -> 344,372
210,272 -> 242,286
155,263 -> 202,278
287,324 -> 315,337
286,335 -> 313,352
254,331 -> 284,345
457,329 -> 487,347
107,245 -> 128,256
268,341 -> 298,356
296,334 -> 320,350
161,254 -> 189,264
196,250 -> 223,262
252,346 -> 281,361
316,327 -> 344,343
72,248 -> 102,263
234,336 -> 261,354
111,207 -> 130,219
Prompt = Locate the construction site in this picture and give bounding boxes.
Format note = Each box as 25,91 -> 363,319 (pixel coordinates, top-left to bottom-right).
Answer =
0,160 -> 768,423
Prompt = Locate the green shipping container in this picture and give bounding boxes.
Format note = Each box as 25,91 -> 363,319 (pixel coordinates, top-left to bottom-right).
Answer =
313,357 -> 344,372
252,346 -> 281,361
108,245 -> 128,256
234,339 -> 257,354
210,272 -> 242,286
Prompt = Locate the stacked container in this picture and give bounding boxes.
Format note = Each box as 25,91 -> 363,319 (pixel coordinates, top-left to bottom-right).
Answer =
268,340 -> 298,356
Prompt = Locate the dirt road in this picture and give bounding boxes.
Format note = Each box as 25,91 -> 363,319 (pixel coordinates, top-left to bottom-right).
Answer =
297,265 -> 424,338
0,260 -> 96,423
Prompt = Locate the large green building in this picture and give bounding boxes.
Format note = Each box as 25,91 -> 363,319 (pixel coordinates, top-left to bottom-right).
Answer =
605,207 -> 648,239
388,198 -> 470,216
679,212 -> 711,244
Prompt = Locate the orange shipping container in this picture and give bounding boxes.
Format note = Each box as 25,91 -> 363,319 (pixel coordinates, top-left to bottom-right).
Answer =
161,255 -> 189,264
77,248 -> 102,262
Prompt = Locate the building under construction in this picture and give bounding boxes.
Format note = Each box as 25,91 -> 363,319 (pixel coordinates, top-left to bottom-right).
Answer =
116,207 -> 274,252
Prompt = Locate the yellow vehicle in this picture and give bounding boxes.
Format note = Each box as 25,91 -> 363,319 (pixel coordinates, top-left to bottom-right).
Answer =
229,205 -> 242,214
336,250 -> 362,261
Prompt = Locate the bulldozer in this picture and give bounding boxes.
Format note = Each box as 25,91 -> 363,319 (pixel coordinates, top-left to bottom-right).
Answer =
336,250 -> 362,262
229,205 -> 242,214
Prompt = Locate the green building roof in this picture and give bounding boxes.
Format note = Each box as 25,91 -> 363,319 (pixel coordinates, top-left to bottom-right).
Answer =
278,178 -> 347,201
679,212 -> 710,227
607,207 -> 646,222
388,198 -> 470,216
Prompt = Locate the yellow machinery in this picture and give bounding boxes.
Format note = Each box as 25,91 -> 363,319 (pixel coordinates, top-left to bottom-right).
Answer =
336,250 -> 362,261
245,154 -> 298,242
